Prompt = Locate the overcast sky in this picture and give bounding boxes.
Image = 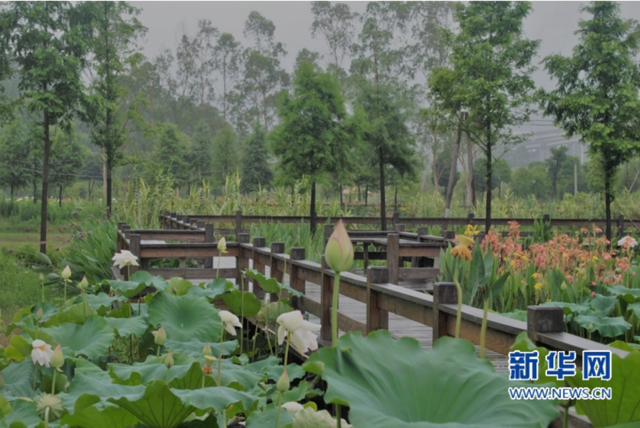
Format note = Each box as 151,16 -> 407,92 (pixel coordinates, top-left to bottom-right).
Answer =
131,1 -> 640,92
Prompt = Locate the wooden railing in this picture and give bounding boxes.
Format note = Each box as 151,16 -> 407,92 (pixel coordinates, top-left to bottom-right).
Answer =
160,210 -> 635,239
115,222 -> 628,365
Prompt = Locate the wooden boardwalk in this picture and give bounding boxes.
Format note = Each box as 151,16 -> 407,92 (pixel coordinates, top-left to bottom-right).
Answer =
198,255 -> 509,373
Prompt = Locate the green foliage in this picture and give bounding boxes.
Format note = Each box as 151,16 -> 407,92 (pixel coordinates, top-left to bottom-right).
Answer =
0,117 -> 29,197
474,157 -> 511,193
49,125 -> 86,197
304,331 -> 559,427
63,220 -> 117,285
241,123 -> 273,193
540,1 -> 640,240
429,1 -> 539,229
152,123 -> 191,186
212,125 -> 240,186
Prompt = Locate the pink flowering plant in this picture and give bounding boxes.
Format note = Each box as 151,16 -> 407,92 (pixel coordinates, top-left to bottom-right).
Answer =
442,222 -> 640,344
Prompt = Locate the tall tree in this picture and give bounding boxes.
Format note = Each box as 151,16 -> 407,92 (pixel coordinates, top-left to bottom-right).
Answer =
351,2 -> 416,230
5,1 -> 90,253
241,122 -> 273,193
83,1 -> 146,218
540,1 -> 640,242
152,123 -> 190,190
211,125 -> 239,187
270,61 -> 357,235
310,1 -> 358,76
188,121 -> 213,184
429,1 -> 539,231
0,117 -> 30,199
214,32 -> 241,123
240,11 -> 289,129
545,145 -> 569,200
49,124 -> 85,206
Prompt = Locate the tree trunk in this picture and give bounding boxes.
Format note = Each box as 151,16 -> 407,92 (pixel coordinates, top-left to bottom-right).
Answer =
605,171 -> 612,244
445,113 -> 464,216
59,186 -> 62,207
40,111 -> 51,254
10,184 -> 14,201
33,161 -> 37,204
466,132 -> 475,208
106,156 -> 112,218
103,157 -> 107,200
394,186 -> 398,212
339,183 -> 343,207
379,152 -> 387,231
485,133 -> 493,233
365,185 -> 368,206
310,180 -> 317,236
358,185 -> 361,203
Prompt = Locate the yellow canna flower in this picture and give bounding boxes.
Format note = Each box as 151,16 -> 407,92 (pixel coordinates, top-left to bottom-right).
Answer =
532,273 -> 541,280
534,283 -> 543,290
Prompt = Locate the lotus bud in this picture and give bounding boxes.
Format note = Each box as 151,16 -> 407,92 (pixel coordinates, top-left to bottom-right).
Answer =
324,220 -> 354,273
217,237 -> 227,254
61,265 -> 71,281
78,276 -> 88,291
36,307 -> 44,320
152,326 -> 167,346
162,351 -> 175,369
39,273 -> 44,281
277,368 -> 290,393
204,354 -> 217,365
36,394 -> 64,422
202,342 -> 213,358
50,345 -> 64,370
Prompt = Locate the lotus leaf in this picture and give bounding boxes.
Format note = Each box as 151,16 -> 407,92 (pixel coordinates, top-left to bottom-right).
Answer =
568,351 -> 640,427
43,316 -> 114,359
148,292 -> 222,343
303,331 -> 559,428
574,314 -> 631,338
222,290 -> 263,318
104,317 -> 148,338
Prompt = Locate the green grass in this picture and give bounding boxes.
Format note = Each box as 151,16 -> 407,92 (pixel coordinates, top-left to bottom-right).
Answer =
0,253 -> 65,346
0,231 -> 72,251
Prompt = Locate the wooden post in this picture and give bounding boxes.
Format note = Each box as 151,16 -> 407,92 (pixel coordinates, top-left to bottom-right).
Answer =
417,227 -> 428,236
324,223 -> 334,245
270,242 -> 285,302
184,217 -> 191,229
394,224 -> 405,232
527,306 -> 564,344
387,233 -> 400,284
617,214 -> 625,239
393,211 -> 400,226
196,220 -> 205,230
235,210 -> 242,241
252,237 -> 266,300
204,224 -> 214,269
466,212 -> 475,225
128,234 -> 141,280
116,222 -> 125,251
170,212 -> 177,228
442,230 -> 456,240
289,248 -> 306,312
320,256 -> 332,343
237,233 -> 250,286
432,282 -> 458,341
366,267 -> 389,333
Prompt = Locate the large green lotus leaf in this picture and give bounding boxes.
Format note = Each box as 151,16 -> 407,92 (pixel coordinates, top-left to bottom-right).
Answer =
104,317 -> 148,338
303,331 -> 559,428
589,294 -> 617,313
166,278 -> 194,296
608,285 -> 640,302
257,301 -> 294,324
61,370 -> 145,411
243,356 -> 304,382
3,336 -> 32,362
44,302 -> 97,327
164,338 -> 238,359
217,360 -> 265,389
109,380 -> 259,428
83,293 -> 127,314
568,351 -> 640,427
245,402 -> 293,428
575,314 -> 631,338
106,280 -> 148,299
222,290 -> 262,318
109,357 -> 212,389
172,386 -> 260,414
5,399 -> 45,428
244,269 -> 302,297
187,278 -> 234,300
542,301 -> 590,316
43,316 -> 115,359
148,292 -> 222,343
1,359 -> 35,400
130,271 -> 168,291
60,394 -> 140,428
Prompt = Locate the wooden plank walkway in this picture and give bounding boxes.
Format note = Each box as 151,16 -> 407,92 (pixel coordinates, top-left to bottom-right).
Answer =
193,256 -> 509,373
